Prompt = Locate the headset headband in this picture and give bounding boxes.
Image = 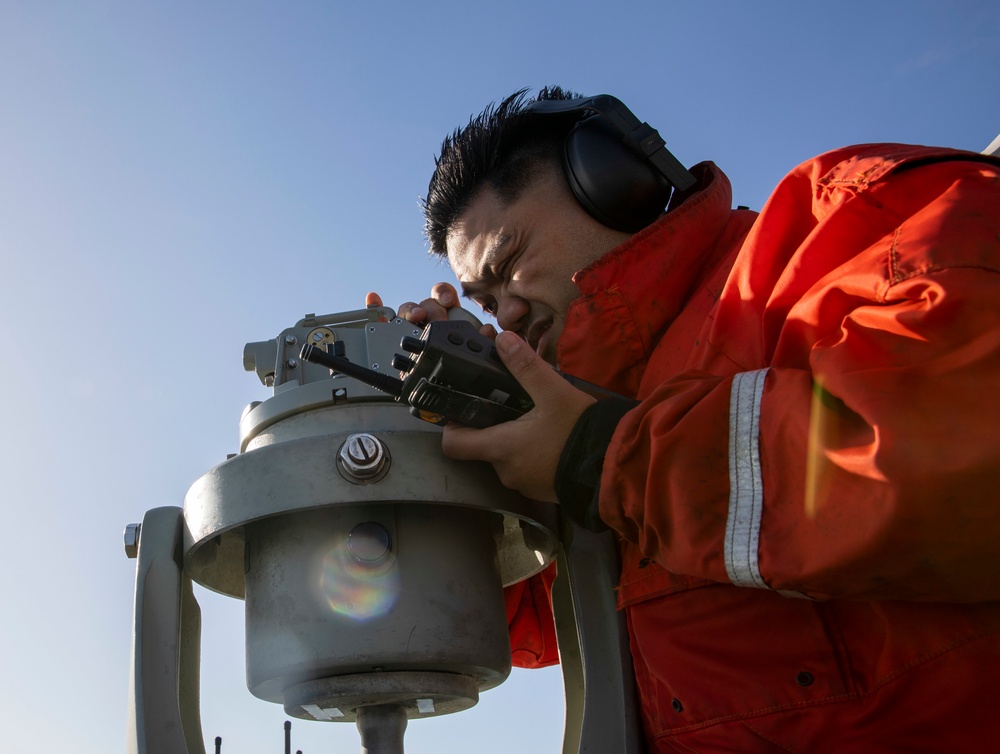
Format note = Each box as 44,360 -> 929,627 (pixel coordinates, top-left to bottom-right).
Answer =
526,95 -> 696,192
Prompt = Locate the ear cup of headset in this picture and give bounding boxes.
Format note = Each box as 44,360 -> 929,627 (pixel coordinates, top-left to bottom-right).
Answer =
562,115 -> 673,233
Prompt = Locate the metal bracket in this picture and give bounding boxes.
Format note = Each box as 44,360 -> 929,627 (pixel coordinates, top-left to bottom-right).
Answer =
126,506 -> 206,754
552,514 -> 645,753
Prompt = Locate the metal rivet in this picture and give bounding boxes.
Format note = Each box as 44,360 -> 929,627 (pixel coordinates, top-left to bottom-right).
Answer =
796,671 -> 814,687
671,698 -> 683,712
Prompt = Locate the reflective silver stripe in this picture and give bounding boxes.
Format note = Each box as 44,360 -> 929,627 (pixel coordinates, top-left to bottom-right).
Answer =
725,368 -> 770,589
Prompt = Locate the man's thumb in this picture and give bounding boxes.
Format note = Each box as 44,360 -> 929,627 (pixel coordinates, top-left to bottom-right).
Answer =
495,331 -> 556,397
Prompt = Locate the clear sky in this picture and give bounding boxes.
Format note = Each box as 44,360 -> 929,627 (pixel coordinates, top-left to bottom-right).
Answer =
1,2 -> 997,752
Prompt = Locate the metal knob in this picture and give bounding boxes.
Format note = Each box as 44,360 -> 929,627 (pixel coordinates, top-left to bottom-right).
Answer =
400,336 -> 425,354
338,433 -> 389,482
391,353 -> 417,372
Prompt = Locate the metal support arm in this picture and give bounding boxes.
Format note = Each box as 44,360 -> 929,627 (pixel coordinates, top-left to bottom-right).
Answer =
126,506 -> 205,754
551,515 -> 645,753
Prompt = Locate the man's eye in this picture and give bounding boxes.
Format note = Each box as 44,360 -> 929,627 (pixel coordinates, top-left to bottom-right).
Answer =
497,256 -> 513,283
480,298 -> 498,316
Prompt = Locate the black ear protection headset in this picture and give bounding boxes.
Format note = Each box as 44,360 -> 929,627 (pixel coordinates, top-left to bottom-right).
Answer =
524,95 -> 696,233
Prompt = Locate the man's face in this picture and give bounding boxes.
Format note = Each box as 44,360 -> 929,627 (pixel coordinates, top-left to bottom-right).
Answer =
445,166 -> 632,365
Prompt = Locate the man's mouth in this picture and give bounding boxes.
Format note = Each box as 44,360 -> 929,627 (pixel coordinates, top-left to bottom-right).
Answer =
526,320 -> 552,356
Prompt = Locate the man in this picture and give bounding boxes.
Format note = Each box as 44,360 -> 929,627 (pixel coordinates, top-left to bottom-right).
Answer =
380,87 -> 1000,751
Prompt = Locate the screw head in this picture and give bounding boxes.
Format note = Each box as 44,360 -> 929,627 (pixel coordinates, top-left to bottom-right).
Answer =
338,433 -> 389,482
346,434 -> 379,464
284,335 -> 297,346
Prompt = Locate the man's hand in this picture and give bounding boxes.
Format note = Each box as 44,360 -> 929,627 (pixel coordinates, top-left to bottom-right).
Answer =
441,331 -> 596,503
368,284 -> 497,338
396,282 -> 460,325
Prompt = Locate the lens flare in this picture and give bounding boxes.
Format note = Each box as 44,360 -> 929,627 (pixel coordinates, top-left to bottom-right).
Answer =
315,534 -> 400,621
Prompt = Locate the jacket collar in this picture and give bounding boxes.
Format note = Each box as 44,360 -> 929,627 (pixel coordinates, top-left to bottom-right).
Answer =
557,162 -> 736,391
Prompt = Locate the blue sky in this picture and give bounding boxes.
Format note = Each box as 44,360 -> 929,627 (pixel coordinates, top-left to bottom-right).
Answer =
1,2 -> 997,752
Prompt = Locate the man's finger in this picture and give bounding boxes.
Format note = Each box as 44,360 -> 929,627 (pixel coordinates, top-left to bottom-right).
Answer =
397,301 -> 427,323
494,331 -> 564,399
418,296 -> 451,321
365,292 -> 383,307
430,282 -> 459,308
441,422 -> 497,462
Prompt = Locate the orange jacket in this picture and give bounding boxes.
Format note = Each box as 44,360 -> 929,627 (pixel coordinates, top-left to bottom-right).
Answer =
520,145 -> 1000,751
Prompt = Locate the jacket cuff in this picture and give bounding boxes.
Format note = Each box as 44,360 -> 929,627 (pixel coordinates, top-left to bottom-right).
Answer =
555,397 -> 639,531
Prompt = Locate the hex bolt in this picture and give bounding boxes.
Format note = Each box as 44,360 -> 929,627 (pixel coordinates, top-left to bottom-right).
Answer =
124,523 -> 141,559
339,433 -> 389,482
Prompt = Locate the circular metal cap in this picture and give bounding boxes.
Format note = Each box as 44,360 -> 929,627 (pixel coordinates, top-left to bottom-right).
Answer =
348,522 -> 392,563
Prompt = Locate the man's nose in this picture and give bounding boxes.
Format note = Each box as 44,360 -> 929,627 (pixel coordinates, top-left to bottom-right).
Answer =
496,294 -> 529,333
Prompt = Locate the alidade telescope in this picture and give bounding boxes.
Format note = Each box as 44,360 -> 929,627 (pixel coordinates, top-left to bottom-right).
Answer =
125,305 -> 642,753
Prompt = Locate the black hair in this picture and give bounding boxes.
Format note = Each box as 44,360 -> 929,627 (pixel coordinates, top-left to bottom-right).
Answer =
422,86 -> 583,257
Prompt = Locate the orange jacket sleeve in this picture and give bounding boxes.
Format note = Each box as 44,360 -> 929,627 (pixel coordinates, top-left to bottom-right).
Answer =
598,154 -> 1000,603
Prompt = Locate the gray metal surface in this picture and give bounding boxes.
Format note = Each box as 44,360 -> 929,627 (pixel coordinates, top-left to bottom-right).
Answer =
984,133 -> 1000,156
356,705 -> 407,754
284,672 -> 480,722
126,506 -> 206,754
552,515 -> 645,754
188,310 -> 559,601
244,504 -> 511,706
184,402 -> 558,599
